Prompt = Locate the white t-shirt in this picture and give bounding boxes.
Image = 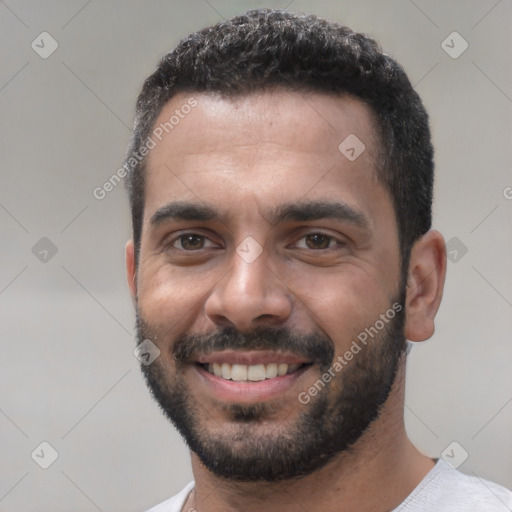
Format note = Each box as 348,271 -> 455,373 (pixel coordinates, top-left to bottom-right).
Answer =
145,459 -> 512,512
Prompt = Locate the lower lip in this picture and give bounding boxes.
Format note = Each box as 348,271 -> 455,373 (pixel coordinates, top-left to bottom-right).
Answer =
193,364 -> 312,403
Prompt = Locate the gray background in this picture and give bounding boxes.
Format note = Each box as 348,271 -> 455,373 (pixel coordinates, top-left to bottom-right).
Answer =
1,0 -> 511,510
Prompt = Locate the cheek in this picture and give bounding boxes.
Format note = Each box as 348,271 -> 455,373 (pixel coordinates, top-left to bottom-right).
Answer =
286,265 -> 393,343
137,266 -> 211,335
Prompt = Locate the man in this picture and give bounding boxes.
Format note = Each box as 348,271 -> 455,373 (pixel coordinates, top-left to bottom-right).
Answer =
124,8 -> 512,512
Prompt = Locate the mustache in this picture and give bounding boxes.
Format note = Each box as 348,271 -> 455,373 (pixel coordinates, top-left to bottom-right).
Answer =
168,325 -> 334,370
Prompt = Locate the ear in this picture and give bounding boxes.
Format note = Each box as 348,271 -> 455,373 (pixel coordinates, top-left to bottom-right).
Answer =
404,229 -> 447,342
125,239 -> 137,307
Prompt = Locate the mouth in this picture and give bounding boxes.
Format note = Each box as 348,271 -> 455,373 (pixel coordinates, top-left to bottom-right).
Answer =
191,350 -> 314,402
197,361 -> 311,381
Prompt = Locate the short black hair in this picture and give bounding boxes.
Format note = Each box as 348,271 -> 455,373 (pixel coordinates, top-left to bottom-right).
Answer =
125,8 -> 434,281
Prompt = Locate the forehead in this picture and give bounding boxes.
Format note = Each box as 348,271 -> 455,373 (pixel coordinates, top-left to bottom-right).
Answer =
148,89 -> 379,163
143,89 -> 388,228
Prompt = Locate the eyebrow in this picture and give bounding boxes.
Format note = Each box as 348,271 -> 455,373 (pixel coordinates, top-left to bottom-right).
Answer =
149,199 -> 371,231
269,201 -> 371,231
150,202 -> 221,225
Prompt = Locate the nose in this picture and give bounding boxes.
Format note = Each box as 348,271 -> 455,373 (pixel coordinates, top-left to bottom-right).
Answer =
204,248 -> 293,332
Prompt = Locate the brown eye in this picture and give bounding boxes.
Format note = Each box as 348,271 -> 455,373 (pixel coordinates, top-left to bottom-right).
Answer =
175,234 -> 205,250
304,233 -> 332,250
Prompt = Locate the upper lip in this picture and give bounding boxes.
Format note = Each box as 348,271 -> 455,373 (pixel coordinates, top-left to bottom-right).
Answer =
194,350 -> 310,366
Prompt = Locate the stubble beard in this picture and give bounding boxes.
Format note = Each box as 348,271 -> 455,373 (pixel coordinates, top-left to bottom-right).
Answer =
137,291 -> 407,482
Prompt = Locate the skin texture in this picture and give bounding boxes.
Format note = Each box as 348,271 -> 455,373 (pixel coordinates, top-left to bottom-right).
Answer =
126,90 -> 447,512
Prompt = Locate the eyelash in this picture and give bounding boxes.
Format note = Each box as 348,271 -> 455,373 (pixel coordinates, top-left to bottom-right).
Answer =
167,232 -> 345,252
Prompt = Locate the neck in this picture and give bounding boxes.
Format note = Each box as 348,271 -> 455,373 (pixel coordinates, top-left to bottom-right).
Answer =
185,362 -> 434,512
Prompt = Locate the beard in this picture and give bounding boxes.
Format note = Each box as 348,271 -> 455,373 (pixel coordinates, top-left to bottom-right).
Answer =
137,289 -> 407,482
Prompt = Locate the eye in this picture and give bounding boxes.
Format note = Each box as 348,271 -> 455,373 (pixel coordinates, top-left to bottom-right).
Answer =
295,233 -> 341,250
171,233 -> 215,251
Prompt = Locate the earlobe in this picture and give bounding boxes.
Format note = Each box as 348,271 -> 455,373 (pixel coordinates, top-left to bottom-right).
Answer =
404,229 -> 447,342
125,239 -> 137,306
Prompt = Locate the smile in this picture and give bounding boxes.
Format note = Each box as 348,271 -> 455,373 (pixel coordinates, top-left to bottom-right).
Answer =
192,350 -> 314,401
198,362 -> 309,381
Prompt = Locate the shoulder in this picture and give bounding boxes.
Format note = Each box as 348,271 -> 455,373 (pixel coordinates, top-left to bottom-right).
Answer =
144,481 -> 195,512
395,460 -> 512,511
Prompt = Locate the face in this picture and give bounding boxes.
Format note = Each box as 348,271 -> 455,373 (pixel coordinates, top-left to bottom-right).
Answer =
129,90 -> 407,481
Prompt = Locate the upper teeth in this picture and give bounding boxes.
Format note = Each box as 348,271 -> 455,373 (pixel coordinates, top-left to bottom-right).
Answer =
206,362 -> 302,381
